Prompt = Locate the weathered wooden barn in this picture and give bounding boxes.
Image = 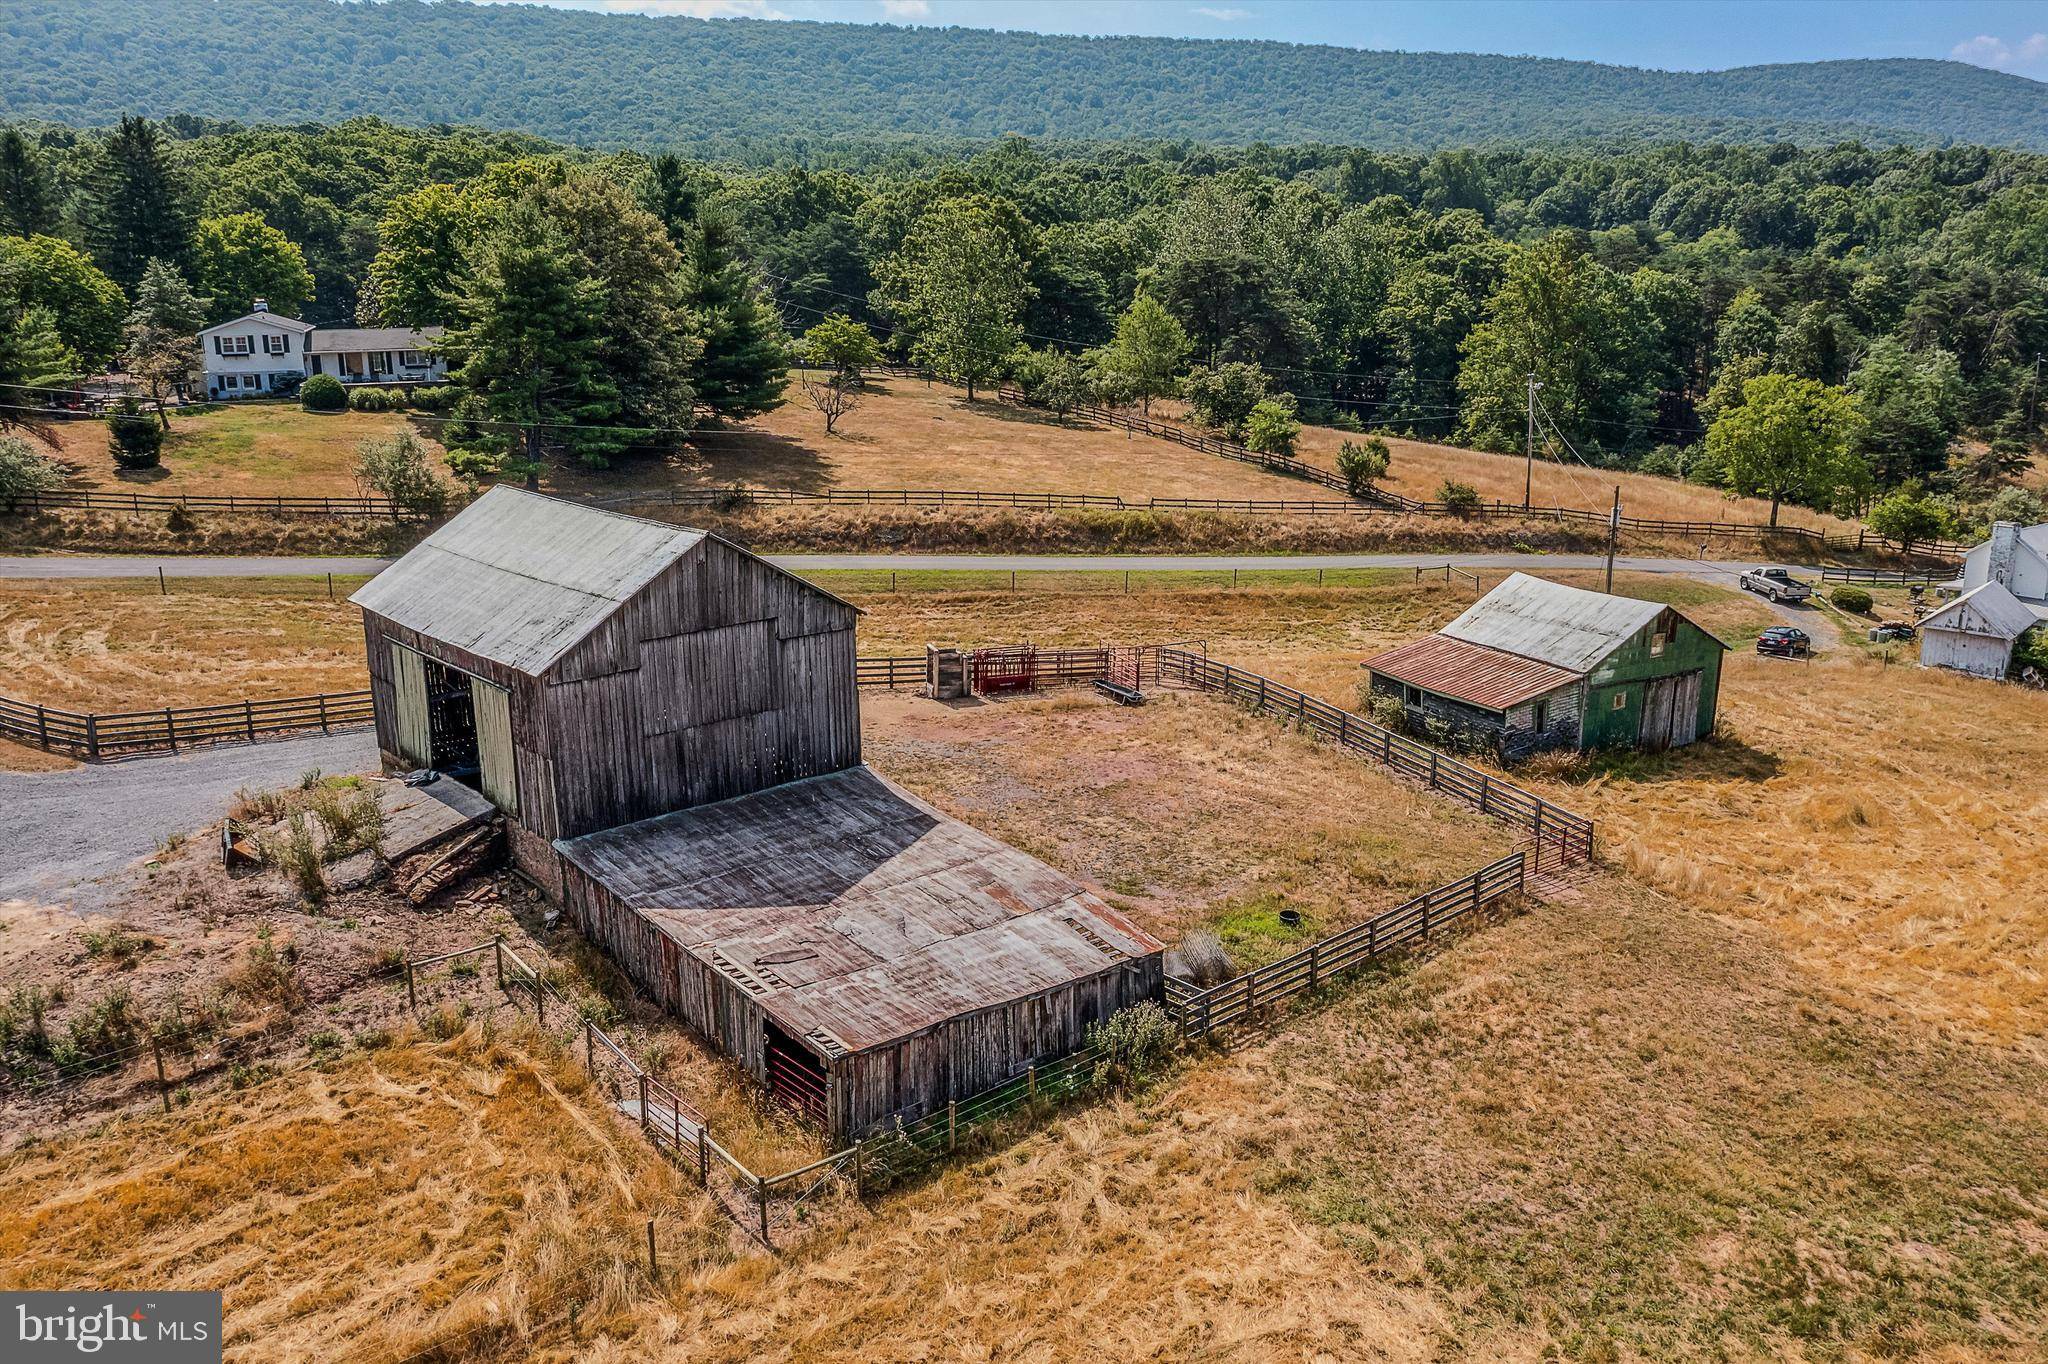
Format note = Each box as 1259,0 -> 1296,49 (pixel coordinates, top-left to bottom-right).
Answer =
355,489 -> 1162,1140
557,767 -> 1161,1139
352,486 -> 862,887
1918,580 -> 2039,680
1364,573 -> 1725,758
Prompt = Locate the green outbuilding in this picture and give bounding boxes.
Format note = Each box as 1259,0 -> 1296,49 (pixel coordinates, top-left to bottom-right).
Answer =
1365,573 -> 1727,760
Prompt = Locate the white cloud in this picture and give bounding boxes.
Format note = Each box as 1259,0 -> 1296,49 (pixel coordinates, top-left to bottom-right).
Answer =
1950,32 -> 2048,70
879,0 -> 932,17
1193,6 -> 1253,19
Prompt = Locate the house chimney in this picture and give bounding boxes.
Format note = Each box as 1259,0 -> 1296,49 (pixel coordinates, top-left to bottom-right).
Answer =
252,297 -> 268,313
1987,520 -> 2021,588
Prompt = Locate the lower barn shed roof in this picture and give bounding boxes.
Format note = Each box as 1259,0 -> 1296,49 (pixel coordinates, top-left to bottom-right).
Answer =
1366,633 -> 1582,711
554,767 -> 1162,1055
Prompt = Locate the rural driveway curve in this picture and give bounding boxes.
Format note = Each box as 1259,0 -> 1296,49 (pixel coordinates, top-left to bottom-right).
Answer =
0,729 -> 378,912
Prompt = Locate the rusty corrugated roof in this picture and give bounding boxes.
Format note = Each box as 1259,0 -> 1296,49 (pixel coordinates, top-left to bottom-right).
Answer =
1366,633 -> 1581,711
554,767 -> 1163,1054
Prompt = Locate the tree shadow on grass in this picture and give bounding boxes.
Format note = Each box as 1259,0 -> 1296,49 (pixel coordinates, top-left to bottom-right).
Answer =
1527,731 -> 1784,787
956,399 -> 1094,433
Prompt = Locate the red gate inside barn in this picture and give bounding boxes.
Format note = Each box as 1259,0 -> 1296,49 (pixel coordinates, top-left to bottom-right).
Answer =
971,645 -> 1039,695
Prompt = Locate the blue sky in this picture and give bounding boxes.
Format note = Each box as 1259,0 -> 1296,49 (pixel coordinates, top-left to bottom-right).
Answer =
478,1 -> 2048,75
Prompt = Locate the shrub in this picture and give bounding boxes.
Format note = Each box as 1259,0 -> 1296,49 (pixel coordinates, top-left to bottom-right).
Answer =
1181,362 -> 1268,437
260,813 -> 327,906
353,429 -> 450,520
310,786 -> 384,859
106,401 -> 163,469
2008,624 -> 2048,681
1437,479 -> 1482,517
408,383 -> 459,412
349,385 -> 397,412
1336,435 -> 1391,496
0,434 -> 64,499
1828,585 -> 1873,614
1086,1001 -> 1178,1089
226,933 -> 305,1012
1243,399 -> 1300,455
164,503 -> 197,534
299,373 -> 347,412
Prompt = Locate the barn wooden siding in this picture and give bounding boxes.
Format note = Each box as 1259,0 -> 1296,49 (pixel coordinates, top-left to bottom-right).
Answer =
558,852 -> 1160,1142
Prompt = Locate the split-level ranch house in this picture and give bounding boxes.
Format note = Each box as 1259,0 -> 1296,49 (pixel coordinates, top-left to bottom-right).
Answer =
196,299 -> 447,400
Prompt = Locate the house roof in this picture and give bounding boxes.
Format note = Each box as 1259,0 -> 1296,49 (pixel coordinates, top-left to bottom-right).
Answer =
1365,633 -> 1582,711
1920,580 -> 2042,639
308,326 -> 445,353
350,487 -> 710,676
555,767 -> 1163,1056
1441,572 -> 1711,673
198,311 -> 315,337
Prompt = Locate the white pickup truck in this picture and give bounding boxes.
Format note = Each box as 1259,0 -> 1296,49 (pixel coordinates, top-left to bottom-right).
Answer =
1739,565 -> 1814,603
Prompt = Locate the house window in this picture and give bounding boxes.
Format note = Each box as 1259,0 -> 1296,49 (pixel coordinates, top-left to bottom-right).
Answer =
369,352 -> 392,376
220,335 -> 253,356
1532,699 -> 1549,731
263,333 -> 289,355
1650,631 -> 1668,657
1611,691 -> 1628,711
400,350 -> 428,368
1402,684 -> 1423,707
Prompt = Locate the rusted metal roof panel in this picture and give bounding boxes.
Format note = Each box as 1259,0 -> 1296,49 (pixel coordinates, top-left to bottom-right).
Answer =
1365,633 -> 1581,711
350,487 -> 706,676
555,766 -> 1164,1053
1440,572 -> 1665,673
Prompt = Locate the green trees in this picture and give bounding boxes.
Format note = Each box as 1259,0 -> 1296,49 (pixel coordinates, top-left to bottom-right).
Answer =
353,430 -> 450,520
0,236 -> 126,368
1337,436 -> 1392,495
366,185 -> 483,328
1243,400 -> 1301,455
107,399 -> 164,468
676,208 -> 788,420
880,199 -> 1032,402
441,197 -> 622,480
1848,339 -> 1965,486
1457,234 -> 1653,454
194,214 -> 315,323
1007,346 -> 1091,417
120,260 -> 208,426
0,434 -> 63,498
86,116 -> 194,292
1865,482 -> 1954,551
800,314 -> 881,378
1087,295 -> 1189,414
1705,374 -> 1866,525
1181,362 -> 1270,438
0,129 -> 57,237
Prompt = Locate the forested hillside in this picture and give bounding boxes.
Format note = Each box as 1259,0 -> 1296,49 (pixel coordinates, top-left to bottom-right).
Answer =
3,115 -> 2044,536
3,0 -> 2047,154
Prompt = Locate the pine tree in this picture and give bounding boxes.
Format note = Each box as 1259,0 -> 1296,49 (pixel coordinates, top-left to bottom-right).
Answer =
120,259 -> 209,427
15,307 -> 80,389
678,208 -> 789,420
0,127 -> 58,237
86,116 -> 196,293
639,153 -> 703,251
442,198 -> 623,479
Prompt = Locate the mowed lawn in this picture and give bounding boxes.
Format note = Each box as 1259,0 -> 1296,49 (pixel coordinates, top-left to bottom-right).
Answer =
53,404 -> 439,499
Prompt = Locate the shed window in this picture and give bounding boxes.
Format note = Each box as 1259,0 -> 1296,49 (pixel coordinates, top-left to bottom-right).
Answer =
1650,631 -> 1668,656
1532,699 -> 1549,731
1402,683 -> 1422,706
1611,691 -> 1628,710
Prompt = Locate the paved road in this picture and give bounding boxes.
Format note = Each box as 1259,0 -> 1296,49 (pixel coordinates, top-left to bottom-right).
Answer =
0,551 -> 1783,581
0,729 -> 378,911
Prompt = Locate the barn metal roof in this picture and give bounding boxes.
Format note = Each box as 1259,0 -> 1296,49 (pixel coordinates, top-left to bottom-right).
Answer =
554,767 -> 1163,1055
1441,572 -> 1670,673
1920,580 -> 2043,638
351,486 -> 708,675
1365,633 -> 1582,711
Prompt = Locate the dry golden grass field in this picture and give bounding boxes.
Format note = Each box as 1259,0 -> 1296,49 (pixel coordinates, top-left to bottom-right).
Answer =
5,572 -> 2046,1359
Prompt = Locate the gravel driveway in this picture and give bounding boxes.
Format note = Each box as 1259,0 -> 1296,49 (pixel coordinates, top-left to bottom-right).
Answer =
0,729 -> 379,912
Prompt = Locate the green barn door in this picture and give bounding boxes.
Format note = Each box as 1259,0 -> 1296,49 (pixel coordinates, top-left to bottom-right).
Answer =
469,678 -> 519,816
388,643 -> 432,768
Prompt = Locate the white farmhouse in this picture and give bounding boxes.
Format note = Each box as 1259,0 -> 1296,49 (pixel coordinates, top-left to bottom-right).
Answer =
196,300 -> 449,401
1921,521 -> 2048,679
196,299 -> 313,399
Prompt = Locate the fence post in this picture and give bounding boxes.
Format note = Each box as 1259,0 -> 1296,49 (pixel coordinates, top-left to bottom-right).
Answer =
758,1175 -> 771,1247
164,708 -> 177,754
947,1099 -> 958,1152
1368,918 -> 1377,957
405,960 -> 417,1012
646,1219 -> 659,1283
853,1138 -> 865,1201
1382,728 -> 1391,762
36,705 -> 48,750
317,694 -> 329,733
1429,751 -> 1438,788
698,1126 -> 709,1185
151,1035 -> 170,1113
493,935 -> 504,991
1479,774 -> 1490,813
244,699 -> 256,742
1422,898 -> 1431,938
584,1019 -> 595,1076
1308,941 -> 1320,991
534,973 -> 545,1028
639,1073 -> 650,1136
1028,1064 -> 1037,1100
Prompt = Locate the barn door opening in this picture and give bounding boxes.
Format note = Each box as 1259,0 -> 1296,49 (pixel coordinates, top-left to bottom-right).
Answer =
1639,671 -> 1703,752
422,657 -> 480,780
763,1020 -> 827,1128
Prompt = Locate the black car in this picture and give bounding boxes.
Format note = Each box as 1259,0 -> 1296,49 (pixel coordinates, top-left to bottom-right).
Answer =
1756,626 -> 1812,658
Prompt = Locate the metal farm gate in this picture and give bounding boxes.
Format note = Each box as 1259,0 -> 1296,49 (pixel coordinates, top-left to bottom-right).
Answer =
971,646 -> 1039,695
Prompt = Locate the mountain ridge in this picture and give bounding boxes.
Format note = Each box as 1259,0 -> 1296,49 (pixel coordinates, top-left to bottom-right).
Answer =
2,0 -> 2044,152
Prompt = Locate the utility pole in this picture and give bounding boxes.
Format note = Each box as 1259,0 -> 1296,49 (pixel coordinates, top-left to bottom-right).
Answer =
1605,486 -> 1620,594
1523,373 -> 1541,510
